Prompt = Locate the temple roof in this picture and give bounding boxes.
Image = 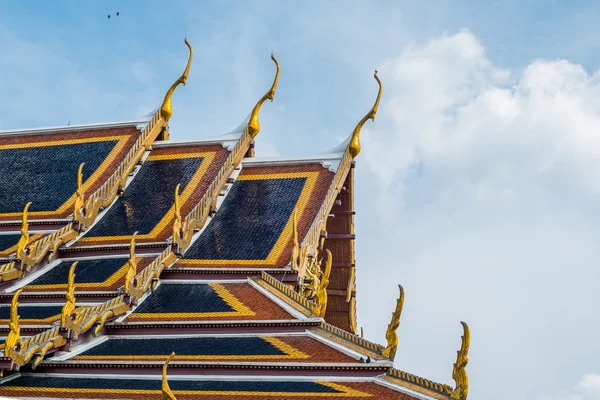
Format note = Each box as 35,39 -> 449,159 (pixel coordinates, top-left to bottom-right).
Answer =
0,41 -> 470,400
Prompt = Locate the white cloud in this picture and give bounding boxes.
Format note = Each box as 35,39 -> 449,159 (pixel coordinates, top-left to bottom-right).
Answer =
541,374 -> 600,400
354,29 -> 600,399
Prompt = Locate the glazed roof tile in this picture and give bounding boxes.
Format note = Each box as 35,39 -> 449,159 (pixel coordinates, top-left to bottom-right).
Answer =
177,162 -> 334,269
0,125 -> 143,222
72,144 -> 230,246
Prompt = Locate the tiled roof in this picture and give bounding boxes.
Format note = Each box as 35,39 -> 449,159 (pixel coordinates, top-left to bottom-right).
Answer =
0,125 -> 141,221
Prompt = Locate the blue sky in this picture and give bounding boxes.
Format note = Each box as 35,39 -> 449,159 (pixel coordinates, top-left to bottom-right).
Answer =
2,1 -> 600,400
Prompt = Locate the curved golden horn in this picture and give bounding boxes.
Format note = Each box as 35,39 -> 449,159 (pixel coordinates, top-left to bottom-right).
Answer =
61,261 -> 78,327
124,231 -> 138,295
162,352 -> 177,400
16,202 -> 32,259
160,38 -> 194,122
5,289 -> 23,353
349,70 -> 382,158
382,284 -> 404,361
247,53 -> 280,138
74,163 -> 85,219
451,321 -> 470,400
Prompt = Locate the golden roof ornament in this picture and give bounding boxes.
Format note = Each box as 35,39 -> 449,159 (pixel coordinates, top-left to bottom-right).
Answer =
162,351 -> 177,400
382,284 -> 404,361
160,38 -> 193,122
172,184 -> 182,243
315,249 -> 332,317
451,321 -> 470,400
73,163 -> 85,222
60,262 -> 78,327
349,70 -> 382,158
290,210 -> 299,271
16,202 -> 31,260
4,289 -> 23,353
124,232 -> 138,295
247,53 -> 280,138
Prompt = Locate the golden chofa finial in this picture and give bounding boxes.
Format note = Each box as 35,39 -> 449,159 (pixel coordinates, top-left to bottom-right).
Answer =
60,262 -> 78,327
124,232 -> 138,295
382,284 -> 404,361
247,53 -> 280,138
450,321 -> 470,400
349,70 -> 382,158
162,352 -> 177,400
172,184 -> 182,242
16,202 -> 31,260
160,38 -> 194,122
4,289 -> 23,353
73,163 -> 85,221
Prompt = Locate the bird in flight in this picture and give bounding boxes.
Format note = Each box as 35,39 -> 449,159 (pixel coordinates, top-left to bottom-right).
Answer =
116,12 -> 120,16
107,14 -> 111,19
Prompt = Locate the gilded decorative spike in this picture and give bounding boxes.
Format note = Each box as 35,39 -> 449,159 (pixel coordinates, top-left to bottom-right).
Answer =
4,289 -> 23,353
382,284 -> 404,361
124,232 -> 138,295
247,53 -> 280,138
290,210 -> 299,270
450,321 -> 470,400
162,351 -> 177,400
160,38 -> 194,122
73,163 -> 85,221
315,249 -> 332,317
61,262 -> 78,327
172,184 -> 182,243
349,70 -> 382,158
16,202 -> 31,260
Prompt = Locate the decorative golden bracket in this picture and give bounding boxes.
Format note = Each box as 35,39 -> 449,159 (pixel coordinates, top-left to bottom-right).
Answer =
124,232 -> 138,296
450,321 -> 470,400
162,352 -> 177,399
60,262 -> 78,327
349,70 -> 382,158
247,53 -> 280,139
73,163 -> 85,223
382,285 -> 404,361
314,249 -> 332,317
4,289 -> 22,353
16,203 -> 31,261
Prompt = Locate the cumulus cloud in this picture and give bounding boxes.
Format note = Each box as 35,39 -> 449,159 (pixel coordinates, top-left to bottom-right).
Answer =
541,374 -> 600,400
354,29 -> 600,400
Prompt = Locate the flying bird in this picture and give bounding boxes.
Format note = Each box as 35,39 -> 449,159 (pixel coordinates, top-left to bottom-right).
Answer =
116,12 -> 120,16
107,14 -> 111,19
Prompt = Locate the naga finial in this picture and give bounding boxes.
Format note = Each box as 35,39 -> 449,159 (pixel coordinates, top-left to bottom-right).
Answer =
291,210 -> 299,270
172,184 -> 182,242
4,289 -> 23,353
349,70 -> 382,158
247,53 -> 280,138
60,262 -> 78,327
73,163 -> 85,221
162,351 -> 177,400
16,202 -> 31,260
160,38 -> 194,122
382,284 -> 404,361
450,321 -> 470,400
315,249 -> 332,317
124,232 -> 138,295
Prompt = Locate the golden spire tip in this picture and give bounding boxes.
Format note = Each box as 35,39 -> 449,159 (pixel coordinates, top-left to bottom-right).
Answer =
348,70 -> 382,158
247,53 -> 280,138
160,38 -> 194,122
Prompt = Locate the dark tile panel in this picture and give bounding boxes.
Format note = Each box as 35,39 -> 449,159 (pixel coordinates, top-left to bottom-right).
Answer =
80,337 -> 286,356
84,156 -> 204,237
27,258 -> 128,286
132,284 -> 232,314
0,235 -> 19,252
185,178 -> 306,260
0,305 -> 62,320
1,376 -> 341,393
0,140 -> 118,213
